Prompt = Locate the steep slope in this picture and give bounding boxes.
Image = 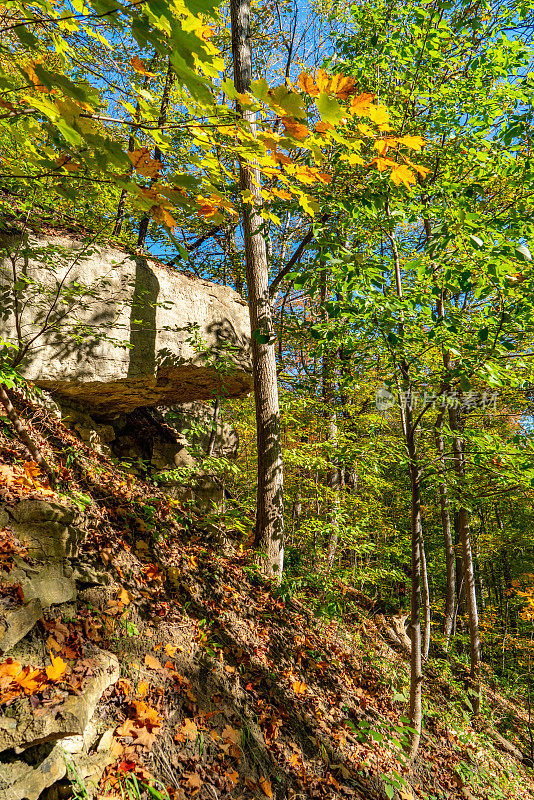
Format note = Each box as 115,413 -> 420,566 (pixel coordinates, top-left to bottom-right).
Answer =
0,390 -> 532,800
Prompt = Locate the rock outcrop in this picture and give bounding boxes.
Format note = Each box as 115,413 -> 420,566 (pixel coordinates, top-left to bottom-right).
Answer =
0,233 -> 252,413
0,497 -> 119,800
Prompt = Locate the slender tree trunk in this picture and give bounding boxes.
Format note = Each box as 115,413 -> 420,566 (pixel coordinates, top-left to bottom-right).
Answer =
435,407 -> 455,648
321,268 -> 340,573
138,60 -> 175,247
420,532 -> 431,661
386,207 -> 422,759
406,421 -> 423,760
449,405 -> 481,715
231,0 -> 284,580
206,399 -> 220,457
0,385 -> 55,486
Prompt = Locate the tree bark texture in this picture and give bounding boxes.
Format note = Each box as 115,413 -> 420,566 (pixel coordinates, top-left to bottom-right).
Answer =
449,405 -> 481,715
435,407 -> 455,649
230,0 -> 284,580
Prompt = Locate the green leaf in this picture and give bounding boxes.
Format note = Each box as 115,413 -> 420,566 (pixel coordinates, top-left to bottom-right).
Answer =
316,92 -> 344,124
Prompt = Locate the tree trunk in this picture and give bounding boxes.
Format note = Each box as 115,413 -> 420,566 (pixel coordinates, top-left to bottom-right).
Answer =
0,385 -> 55,486
420,532 -> 431,661
230,0 -> 284,580
407,424 -> 423,760
386,208 -> 422,760
435,407 -> 455,649
321,268 -> 340,574
449,405 -> 481,715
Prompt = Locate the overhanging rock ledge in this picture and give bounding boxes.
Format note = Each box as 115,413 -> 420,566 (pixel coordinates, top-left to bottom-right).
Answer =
0,233 -> 252,413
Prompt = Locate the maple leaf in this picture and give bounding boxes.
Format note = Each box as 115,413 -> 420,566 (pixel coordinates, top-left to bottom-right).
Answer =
136,680 -> 149,698
350,93 -> 375,116
199,24 -> 215,40
24,61 -> 47,93
316,172 -> 332,184
0,659 -> 22,679
128,148 -> 162,179
315,69 -> 331,94
17,667 -> 46,695
292,680 -> 307,695
221,725 -> 241,745
164,643 -> 178,658
116,719 -> 137,737
298,71 -> 319,97
131,726 -> 157,749
367,104 -> 390,126
368,156 -> 397,172
132,700 -> 161,729
390,164 -> 417,189
270,187 -> 293,200
374,139 -> 396,156
329,74 -> 357,99
281,117 -> 309,140
397,134 -> 425,151
46,655 -> 67,681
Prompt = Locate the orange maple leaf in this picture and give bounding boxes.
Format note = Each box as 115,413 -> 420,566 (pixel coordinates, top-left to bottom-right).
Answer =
46,655 -> 67,682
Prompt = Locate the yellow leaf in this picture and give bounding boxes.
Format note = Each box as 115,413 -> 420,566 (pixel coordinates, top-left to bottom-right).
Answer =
406,158 -> 431,178
315,69 -> 331,94
24,60 -> 47,93
165,643 -> 178,658
131,56 -> 156,77
367,104 -> 390,125
117,587 -> 131,605
144,654 -> 162,671
292,165 -> 321,185
46,655 -> 67,682
329,74 -> 357,100
0,659 -> 22,678
137,680 -> 149,699
259,777 -> 273,798
271,187 -> 293,200
368,156 -> 397,172
373,138 -> 396,155
390,164 -> 417,189
292,680 -> 307,695
128,148 -> 162,179
151,204 -> 177,229
357,123 -> 374,137
397,134 -> 425,151
350,92 -> 375,116
344,153 -> 364,166
298,71 -> 319,97
298,193 -> 319,217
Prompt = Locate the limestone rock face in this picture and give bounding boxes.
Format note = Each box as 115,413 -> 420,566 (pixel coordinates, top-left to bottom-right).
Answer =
0,649 -> 119,752
0,234 -> 252,413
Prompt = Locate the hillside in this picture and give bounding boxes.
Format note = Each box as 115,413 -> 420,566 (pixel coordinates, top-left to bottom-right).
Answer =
0,389 -> 532,800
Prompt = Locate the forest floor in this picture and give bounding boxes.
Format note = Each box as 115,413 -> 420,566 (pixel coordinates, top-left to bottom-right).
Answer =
0,391 -> 533,800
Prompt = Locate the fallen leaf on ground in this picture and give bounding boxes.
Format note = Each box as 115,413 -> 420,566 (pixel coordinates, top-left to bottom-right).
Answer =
46,655 -> 67,681
144,654 -> 162,671
259,777 -> 273,798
